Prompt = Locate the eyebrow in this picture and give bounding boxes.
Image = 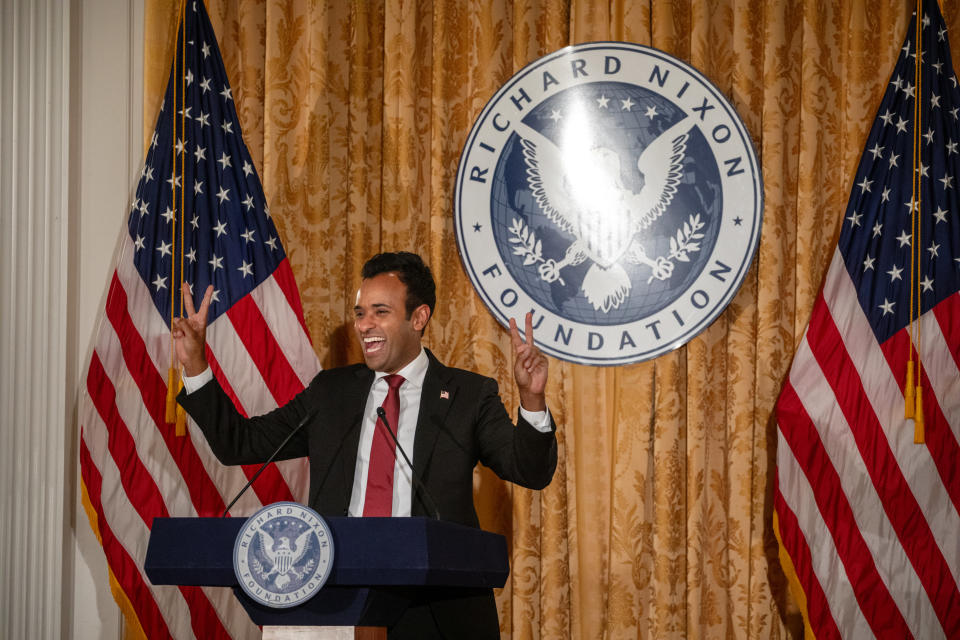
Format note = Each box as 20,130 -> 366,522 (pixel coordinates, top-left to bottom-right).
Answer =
354,302 -> 392,311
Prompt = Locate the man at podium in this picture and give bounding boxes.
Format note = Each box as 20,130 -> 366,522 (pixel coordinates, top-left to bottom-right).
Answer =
173,251 -> 558,639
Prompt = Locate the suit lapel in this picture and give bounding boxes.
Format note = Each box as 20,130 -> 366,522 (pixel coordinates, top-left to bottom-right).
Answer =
413,350 -> 456,482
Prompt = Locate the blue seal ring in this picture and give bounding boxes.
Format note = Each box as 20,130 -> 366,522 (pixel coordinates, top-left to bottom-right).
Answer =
454,42 -> 763,365
232,501 -> 335,609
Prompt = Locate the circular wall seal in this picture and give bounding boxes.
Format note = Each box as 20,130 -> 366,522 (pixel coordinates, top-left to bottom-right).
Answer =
454,42 -> 763,365
233,502 -> 334,608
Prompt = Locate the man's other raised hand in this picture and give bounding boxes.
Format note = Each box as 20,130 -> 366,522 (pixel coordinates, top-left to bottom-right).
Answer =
509,311 -> 548,412
171,283 -> 213,376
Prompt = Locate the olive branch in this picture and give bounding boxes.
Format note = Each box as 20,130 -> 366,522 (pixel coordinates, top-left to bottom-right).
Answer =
666,213 -> 705,263
508,218 -> 546,266
250,554 -> 267,579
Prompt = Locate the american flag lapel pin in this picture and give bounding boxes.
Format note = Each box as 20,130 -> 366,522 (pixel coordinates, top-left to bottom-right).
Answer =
440,390 -> 449,400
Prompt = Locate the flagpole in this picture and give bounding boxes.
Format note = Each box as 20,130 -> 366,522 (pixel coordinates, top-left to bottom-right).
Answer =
906,2 -> 918,422
911,0 -> 926,442
905,0 -> 924,442
174,0 -> 189,435
166,0 -> 187,430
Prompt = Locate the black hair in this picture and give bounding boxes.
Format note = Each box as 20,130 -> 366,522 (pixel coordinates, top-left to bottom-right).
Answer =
361,252 -> 436,319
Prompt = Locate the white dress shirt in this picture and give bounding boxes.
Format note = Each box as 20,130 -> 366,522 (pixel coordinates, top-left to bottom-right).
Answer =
182,347 -> 551,516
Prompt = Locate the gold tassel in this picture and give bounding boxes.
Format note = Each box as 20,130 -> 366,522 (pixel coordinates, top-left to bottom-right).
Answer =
174,376 -> 186,436
914,386 -> 925,444
165,366 -> 180,424
175,404 -> 187,437
904,361 -> 915,418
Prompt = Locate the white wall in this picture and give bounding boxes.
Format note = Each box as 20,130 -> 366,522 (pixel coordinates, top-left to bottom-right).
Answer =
71,0 -> 144,638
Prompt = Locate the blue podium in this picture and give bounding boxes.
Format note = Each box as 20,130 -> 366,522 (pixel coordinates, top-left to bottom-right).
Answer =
144,516 -> 509,635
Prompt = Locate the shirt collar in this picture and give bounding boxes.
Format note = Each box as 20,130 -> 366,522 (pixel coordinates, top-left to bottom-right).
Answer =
373,347 -> 428,389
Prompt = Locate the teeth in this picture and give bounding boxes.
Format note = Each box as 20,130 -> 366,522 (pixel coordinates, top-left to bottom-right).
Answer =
364,337 -> 384,343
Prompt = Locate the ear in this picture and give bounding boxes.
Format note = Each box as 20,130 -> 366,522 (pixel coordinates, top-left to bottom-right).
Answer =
410,303 -> 431,332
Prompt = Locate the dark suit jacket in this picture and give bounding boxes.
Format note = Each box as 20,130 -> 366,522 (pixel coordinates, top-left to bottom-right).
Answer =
178,349 -> 558,638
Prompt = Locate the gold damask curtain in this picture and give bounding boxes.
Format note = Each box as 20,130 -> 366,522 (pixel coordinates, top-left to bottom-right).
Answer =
142,1 -> 960,638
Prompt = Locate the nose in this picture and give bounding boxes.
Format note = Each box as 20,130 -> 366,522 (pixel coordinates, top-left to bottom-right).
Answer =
355,313 -> 374,333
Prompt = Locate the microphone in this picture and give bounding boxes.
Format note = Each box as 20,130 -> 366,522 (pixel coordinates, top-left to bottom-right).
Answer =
376,406 -> 441,520
221,409 -> 316,517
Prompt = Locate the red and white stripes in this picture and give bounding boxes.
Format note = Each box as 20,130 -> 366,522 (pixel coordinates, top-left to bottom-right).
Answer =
776,248 -> 960,639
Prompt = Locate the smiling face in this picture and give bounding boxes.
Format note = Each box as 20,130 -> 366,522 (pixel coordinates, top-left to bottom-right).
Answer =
353,272 -> 430,373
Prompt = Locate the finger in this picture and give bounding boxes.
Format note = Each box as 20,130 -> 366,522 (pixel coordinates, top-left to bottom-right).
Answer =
509,317 -> 523,349
519,348 -> 540,369
172,317 -> 196,340
181,282 -> 197,317
196,285 -> 214,320
514,341 -> 531,362
532,354 -> 547,372
525,351 -> 543,370
520,347 -> 540,371
514,345 -> 529,366
171,318 -> 185,339
524,311 -> 535,345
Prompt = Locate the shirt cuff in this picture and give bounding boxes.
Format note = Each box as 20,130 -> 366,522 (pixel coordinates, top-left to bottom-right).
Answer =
519,406 -> 552,433
182,367 -> 213,394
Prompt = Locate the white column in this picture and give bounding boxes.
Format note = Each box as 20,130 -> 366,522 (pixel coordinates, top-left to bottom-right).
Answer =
0,0 -> 71,638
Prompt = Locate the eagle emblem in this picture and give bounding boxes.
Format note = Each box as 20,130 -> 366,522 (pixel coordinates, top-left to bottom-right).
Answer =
254,529 -> 314,590
513,117 -> 700,313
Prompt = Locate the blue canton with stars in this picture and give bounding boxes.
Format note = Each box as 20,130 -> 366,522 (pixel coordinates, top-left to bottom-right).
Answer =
840,2 -> 960,344
128,0 -> 285,326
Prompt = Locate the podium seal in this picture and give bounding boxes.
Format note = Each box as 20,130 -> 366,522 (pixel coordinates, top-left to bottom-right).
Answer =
455,42 -> 762,365
233,502 -> 334,608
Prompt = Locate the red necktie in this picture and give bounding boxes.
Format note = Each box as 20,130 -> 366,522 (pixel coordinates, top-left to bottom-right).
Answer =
362,374 -> 405,516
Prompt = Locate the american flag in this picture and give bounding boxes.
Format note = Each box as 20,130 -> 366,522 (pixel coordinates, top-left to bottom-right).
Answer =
775,1 -> 960,638
79,1 -> 320,637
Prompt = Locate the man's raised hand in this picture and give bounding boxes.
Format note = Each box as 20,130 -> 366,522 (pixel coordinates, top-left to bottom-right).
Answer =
171,283 -> 213,376
509,311 -> 548,412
